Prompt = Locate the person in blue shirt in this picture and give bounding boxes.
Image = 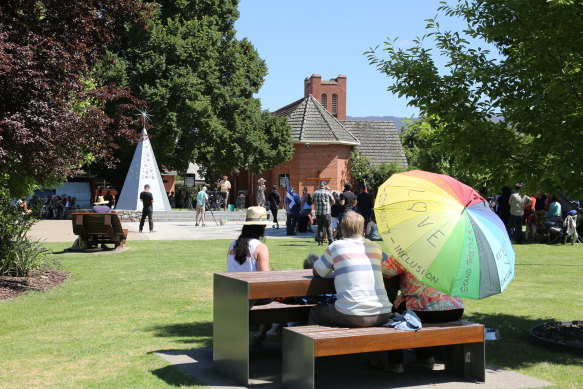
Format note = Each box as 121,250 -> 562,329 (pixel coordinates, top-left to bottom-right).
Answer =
195,186 -> 208,226
284,186 -> 302,235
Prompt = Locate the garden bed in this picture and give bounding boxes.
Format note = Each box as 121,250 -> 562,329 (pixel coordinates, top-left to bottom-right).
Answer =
530,321 -> 583,355
0,269 -> 70,301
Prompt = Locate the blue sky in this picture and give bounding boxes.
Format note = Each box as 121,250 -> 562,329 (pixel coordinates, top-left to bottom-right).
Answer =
235,0 -> 473,118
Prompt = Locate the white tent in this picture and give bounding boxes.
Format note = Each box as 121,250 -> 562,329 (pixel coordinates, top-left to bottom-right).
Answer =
115,127 -> 172,212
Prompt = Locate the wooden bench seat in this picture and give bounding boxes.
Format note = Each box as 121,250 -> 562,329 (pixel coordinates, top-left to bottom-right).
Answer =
282,321 -> 485,388
71,213 -> 128,249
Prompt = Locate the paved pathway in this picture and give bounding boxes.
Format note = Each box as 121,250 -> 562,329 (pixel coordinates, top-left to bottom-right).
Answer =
29,219 -> 317,243
157,346 -> 553,389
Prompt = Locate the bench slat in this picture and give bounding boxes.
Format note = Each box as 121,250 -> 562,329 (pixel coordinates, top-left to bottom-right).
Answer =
286,321 -> 484,357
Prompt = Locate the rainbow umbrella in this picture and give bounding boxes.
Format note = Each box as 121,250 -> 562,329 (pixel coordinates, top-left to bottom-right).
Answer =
374,170 -> 515,299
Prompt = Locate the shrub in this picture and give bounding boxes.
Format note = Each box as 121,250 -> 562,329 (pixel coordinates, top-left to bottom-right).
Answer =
0,183 -> 48,276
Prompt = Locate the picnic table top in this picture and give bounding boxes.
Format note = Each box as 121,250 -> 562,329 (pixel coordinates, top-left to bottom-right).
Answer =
215,269 -> 398,300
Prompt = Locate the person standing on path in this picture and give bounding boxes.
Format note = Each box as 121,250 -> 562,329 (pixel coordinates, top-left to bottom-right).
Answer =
257,178 -> 267,207
313,181 -> 335,245
338,184 -> 357,237
139,184 -> 155,233
267,185 -> 281,228
356,184 -> 372,223
195,186 -> 208,226
284,185 -> 301,236
508,184 -> 532,243
217,175 -> 231,211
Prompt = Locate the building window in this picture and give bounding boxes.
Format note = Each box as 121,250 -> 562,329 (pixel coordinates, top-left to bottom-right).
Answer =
332,94 -> 337,116
279,174 -> 290,188
321,93 -> 327,109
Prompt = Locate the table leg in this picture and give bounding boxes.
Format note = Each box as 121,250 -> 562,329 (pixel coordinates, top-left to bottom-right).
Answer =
213,274 -> 250,385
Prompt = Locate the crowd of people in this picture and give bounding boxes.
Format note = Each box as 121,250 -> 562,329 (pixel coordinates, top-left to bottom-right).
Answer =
281,181 -> 377,244
18,193 -> 80,219
493,184 -> 581,244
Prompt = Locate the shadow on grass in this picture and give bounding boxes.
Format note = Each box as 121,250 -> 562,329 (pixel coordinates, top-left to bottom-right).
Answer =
148,322 -> 212,347
150,364 -> 199,387
278,243 -> 313,247
465,312 -> 581,369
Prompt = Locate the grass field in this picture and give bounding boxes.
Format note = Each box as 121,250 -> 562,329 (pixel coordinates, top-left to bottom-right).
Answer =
0,239 -> 581,388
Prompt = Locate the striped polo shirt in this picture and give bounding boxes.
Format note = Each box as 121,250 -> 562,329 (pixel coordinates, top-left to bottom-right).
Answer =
313,238 -> 392,316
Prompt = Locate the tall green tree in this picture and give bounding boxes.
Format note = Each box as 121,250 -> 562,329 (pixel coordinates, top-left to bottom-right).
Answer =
93,0 -> 292,186
348,149 -> 404,196
400,118 -> 492,192
368,0 -> 583,197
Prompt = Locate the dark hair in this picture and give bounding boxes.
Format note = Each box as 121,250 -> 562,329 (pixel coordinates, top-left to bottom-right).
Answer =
233,225 -> 266,264
272,185 -> 277,190
303,254 -> 319,269
344,183 -> 352,191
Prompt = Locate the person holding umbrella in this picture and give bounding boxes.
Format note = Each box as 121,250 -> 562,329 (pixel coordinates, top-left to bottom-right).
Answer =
368,254 -> 464,373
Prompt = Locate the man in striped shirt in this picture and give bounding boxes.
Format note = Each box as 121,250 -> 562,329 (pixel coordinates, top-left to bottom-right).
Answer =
313,181 -> 335,245
310,211 -> 392,327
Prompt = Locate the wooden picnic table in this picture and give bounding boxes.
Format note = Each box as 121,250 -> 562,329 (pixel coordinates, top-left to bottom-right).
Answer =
212,269 -> 399,386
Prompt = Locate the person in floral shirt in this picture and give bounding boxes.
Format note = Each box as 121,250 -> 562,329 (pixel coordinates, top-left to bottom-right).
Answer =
368,254 -> 464,374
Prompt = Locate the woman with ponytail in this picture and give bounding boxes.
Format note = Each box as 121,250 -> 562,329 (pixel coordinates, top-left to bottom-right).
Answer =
227,206 -> 270,272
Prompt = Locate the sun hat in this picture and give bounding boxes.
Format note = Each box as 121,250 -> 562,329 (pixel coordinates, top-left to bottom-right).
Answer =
258,178 -> 266,184
94,196 -> 109,205
243,206 -> 269,225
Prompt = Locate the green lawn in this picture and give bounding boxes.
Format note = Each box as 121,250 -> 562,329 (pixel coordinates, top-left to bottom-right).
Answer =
0,239 -> 581,388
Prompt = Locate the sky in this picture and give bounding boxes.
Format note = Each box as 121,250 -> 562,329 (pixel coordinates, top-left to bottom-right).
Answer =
235,0 -> 474,118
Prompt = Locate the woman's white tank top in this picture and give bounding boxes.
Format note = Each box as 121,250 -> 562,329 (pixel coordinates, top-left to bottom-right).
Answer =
227,238 -> 261,272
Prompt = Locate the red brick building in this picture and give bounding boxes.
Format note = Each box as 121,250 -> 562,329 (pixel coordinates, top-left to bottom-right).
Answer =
229,74 -> 407,207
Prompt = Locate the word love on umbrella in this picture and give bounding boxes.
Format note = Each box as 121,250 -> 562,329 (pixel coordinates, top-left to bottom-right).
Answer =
374,170 -> 515,299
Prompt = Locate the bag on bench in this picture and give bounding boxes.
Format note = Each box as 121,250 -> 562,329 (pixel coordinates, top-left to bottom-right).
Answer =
382,310 -> 422,331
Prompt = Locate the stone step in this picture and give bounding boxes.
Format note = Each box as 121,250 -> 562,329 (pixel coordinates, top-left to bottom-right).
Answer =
113,209 -> 287,223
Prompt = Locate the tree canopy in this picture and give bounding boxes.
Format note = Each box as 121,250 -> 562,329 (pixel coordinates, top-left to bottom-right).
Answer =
368,0 -> 583,197
348,149 -> 404,196
93,0 -> 292,186
0,0 -> 150,196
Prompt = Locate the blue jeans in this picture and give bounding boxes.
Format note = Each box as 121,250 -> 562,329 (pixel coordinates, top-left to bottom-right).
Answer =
508,214 -> 523,243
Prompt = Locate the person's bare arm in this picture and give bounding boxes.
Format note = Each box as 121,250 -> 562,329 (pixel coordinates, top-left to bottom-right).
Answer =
255,242 -> 270,271
365,221 -> 372,235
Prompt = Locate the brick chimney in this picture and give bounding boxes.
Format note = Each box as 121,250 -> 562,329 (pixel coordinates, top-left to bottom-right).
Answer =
304,74 -> 347,120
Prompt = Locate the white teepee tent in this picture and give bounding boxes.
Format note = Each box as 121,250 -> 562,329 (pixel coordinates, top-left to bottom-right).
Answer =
115,127 -> 172,212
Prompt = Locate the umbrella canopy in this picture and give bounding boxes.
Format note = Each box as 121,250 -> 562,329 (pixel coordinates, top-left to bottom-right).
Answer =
374,170 -> 515,299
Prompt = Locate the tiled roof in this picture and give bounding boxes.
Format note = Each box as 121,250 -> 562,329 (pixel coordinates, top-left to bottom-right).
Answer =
274,96 -> 359,145
341,120 -> 408,167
